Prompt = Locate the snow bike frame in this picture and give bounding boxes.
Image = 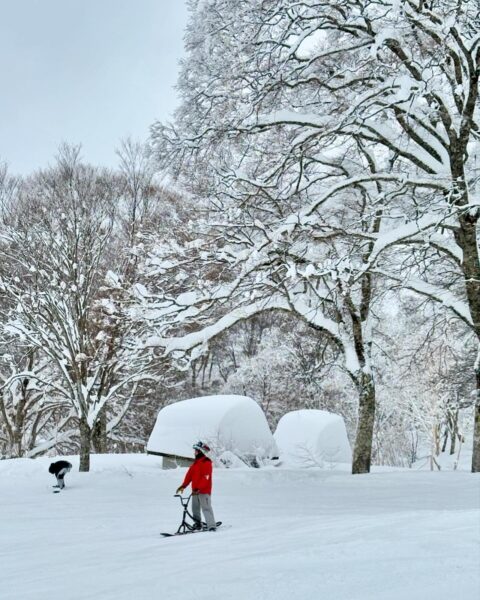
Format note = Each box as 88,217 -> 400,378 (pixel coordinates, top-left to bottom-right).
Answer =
174,493 -> 204,534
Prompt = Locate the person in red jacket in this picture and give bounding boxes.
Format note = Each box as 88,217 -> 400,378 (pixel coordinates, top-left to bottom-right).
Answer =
176,441 -> 216,531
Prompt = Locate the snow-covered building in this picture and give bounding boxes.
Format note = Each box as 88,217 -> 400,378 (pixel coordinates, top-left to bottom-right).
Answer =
147,394 -> 278,468
274,409 -> 351,467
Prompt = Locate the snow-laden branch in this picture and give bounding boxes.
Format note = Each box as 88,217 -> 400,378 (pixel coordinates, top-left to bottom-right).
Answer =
376,269 -> 473,327
146,296 -> 291,354
26,431 -> 75,458
26,411 -> 77,458
287,293 -> 361,375
364,212 -> 461,270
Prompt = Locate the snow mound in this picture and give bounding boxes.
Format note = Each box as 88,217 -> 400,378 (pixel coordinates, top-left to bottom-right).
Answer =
147,394 -> 278,464
274,409 -> 351,467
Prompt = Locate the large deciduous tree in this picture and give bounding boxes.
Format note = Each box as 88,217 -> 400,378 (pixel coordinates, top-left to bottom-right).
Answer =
151,0 -> 480,471
0,147 -> 154,470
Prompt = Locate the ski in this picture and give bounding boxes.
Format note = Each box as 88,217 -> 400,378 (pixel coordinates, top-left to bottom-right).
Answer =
161,521 -> 223,537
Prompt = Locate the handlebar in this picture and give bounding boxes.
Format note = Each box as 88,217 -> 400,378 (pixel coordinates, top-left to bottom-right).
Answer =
174,493 -> 192,506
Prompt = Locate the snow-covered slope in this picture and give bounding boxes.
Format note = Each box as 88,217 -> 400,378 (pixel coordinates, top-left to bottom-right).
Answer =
0,454 -> 479,600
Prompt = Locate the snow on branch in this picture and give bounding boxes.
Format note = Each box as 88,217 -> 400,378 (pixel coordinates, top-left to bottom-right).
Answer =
377,269 -> 473,327
146,296 -> 291,355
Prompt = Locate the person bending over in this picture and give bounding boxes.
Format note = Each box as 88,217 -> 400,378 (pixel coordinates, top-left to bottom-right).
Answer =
49,460 -> 72,490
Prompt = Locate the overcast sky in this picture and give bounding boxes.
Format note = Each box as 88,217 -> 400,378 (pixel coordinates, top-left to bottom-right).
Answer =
0,1 -> 188,174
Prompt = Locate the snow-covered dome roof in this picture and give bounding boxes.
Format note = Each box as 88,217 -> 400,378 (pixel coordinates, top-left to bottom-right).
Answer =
274,409 -> 351,466
147,394 -> 278,460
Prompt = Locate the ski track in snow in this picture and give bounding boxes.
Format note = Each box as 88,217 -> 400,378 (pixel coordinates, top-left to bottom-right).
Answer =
0,455 -> 479,600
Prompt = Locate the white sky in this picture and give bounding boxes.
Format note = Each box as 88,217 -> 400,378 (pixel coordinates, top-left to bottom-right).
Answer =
0,0 -> 188,174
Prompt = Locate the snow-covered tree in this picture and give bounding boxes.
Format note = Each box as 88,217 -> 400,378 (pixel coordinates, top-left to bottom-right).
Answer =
148,0 -> 389,473
370,288 -> 474,467
151,0 -> 480,471
0,341 -> 76,459
0,147 -> 155,470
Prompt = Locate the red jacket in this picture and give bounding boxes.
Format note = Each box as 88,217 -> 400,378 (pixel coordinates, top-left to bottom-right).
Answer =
181,456 -> 213,494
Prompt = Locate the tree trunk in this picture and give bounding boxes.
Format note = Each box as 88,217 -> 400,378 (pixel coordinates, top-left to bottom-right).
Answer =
352,372 -> 376,474
454,214 -> 480,472
449,410 -> 458,456
79,417 -> 91,472
472,367 -> 480,473
92,409 -> 107,453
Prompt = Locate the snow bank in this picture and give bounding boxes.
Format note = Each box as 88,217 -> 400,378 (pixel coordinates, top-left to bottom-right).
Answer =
274,409 -> 351,467
147,394 -> 278,464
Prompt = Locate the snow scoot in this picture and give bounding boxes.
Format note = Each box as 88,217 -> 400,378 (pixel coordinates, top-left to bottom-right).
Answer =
161,493 -> 222,537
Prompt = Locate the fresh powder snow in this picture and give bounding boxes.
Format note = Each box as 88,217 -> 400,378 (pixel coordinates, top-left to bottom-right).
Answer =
0,454 -> 478,600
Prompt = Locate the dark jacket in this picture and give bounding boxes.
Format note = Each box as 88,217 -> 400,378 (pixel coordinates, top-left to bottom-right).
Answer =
49,460 -> 72,476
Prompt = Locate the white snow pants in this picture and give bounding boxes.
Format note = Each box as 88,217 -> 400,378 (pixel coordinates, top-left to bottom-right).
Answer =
192,493 -> 216,529
56,465 -> 72,489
